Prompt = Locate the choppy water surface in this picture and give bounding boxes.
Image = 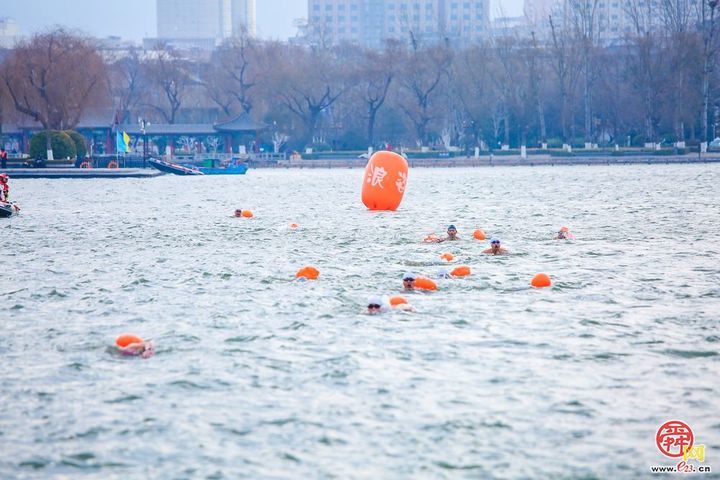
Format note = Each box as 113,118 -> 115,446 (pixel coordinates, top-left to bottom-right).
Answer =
1,165 -> 719,479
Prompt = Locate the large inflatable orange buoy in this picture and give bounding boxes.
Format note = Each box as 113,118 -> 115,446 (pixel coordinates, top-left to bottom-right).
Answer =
290,223 -> 299,229
242,210 -> 254,218
531,273 -> 552,288
361,151 -> 409,211
473,229 -> 486,240
440,253 -> 454,262
389,295 -> 408,306
451,266 -> 471,277
296,266 -> 320,280
414,276 -> 438,291
116,333 -> 144,348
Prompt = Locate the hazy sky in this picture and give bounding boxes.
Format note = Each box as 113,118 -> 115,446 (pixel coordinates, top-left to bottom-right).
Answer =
0,0 -> 523,41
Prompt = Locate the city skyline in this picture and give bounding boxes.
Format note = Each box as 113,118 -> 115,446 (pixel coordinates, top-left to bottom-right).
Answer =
0,0 -> 522,42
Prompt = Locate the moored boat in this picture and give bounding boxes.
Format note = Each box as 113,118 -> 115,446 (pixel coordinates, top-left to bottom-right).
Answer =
148,158 -> 204,175
0,202 -> 20,218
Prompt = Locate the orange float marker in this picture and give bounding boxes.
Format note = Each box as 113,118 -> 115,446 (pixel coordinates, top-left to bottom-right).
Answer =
451,266 -> 471,277
361,151 -> 409,211
296,266 -> 320,280
389,295 -> 408,306
241,210 -> 254,218
440,253 -> 454,262
531,273 -> 552,288
414,277 -> 438,291
473,229 -> 486,240
116,333 -> 144,348
290,223 -> 299,229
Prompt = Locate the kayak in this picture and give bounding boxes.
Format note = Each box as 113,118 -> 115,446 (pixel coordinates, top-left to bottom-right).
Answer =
0,203 -> 19,218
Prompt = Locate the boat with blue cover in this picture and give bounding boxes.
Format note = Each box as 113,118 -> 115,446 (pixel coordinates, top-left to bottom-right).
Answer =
149,158 -> 249,176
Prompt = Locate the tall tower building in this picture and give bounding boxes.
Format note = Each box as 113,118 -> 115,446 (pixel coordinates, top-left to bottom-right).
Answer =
232,0 -> 257,36
156,0 -> 256,44
307,0 -> 490,49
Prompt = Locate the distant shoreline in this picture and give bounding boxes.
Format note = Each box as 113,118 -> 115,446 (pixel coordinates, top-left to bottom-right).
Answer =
3,155 -> 719,178
260,155 -> 720,169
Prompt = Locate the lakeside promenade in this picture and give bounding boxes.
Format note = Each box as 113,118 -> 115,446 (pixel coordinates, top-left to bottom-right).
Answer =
265,153 -> 720,169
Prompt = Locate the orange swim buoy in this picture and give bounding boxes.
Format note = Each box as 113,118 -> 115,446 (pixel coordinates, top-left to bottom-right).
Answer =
414,276 -> 438,291
296,266 -> 320,280
290,223 -> 299,229
107,160 -> 119,169
242,210 -> 253,218
116,333 -> 144,348
440,253 -> 454,262
361,151 -> 409,211
389,295 -> 408,306
473,229 -> 486,240
451,266 -> 471,277
531,273 -> 552,288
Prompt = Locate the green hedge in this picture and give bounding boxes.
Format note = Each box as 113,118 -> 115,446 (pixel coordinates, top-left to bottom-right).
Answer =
64,131 -> 87,158
29,131 -> 76,160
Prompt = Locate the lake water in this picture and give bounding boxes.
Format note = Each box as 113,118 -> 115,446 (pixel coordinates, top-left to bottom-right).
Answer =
1,165 -> 719,479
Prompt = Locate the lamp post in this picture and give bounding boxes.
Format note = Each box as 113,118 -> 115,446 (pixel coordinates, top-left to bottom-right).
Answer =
139,118 -> 149,168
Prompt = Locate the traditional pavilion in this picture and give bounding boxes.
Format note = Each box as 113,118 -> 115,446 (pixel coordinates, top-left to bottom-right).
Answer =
1,109 -> 267,157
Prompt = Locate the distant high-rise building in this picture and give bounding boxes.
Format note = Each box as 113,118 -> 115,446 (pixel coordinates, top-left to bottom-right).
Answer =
307,0 -> 490,48
523,0 -> 693,41
156,0 -> 256,46
0,17 -> 20,48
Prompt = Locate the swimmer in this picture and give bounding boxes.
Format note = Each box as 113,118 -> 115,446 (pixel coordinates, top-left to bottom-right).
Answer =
402,272 -> 416,291
437,268 -> 452,279
118,339 -> 155,359
554,226 -> 575,240
483,238 -> 508,255
367,296 -> 385,315
233,209 -> 243,217
434,225 -> 460,243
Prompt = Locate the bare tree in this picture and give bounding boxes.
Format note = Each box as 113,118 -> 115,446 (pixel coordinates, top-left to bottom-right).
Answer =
108,47 -> 147,123
549,13 -> 582,142
271,44 -> 354,147
357,40 -> 398,147
570,0 -> 600,143
203,31 -> 259,116
625,0 -> 663,142
699,0 -> 720,143
1,29 -> 107,154
397,41 -> 452,146
144,45 -> 192,124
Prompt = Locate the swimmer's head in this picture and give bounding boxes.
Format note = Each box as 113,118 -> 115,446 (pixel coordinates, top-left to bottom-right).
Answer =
560,226 -> 569,232
403,272 -> 416,281
491,238 -> 501,245
437,268 -> 451,279
447,225 -> 457,234
367,296 -> 383,314
402,272 -> 416,288
234,209 -> 243,217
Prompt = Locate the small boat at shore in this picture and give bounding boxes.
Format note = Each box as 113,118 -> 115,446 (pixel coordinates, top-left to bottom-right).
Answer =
148,158 -> 204,176
0,202 -> 20,218
149,158 -> 249,176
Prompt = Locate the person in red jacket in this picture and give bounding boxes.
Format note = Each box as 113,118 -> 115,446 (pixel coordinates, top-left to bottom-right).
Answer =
0,147 -> 7,169
0,173 -> 9,202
